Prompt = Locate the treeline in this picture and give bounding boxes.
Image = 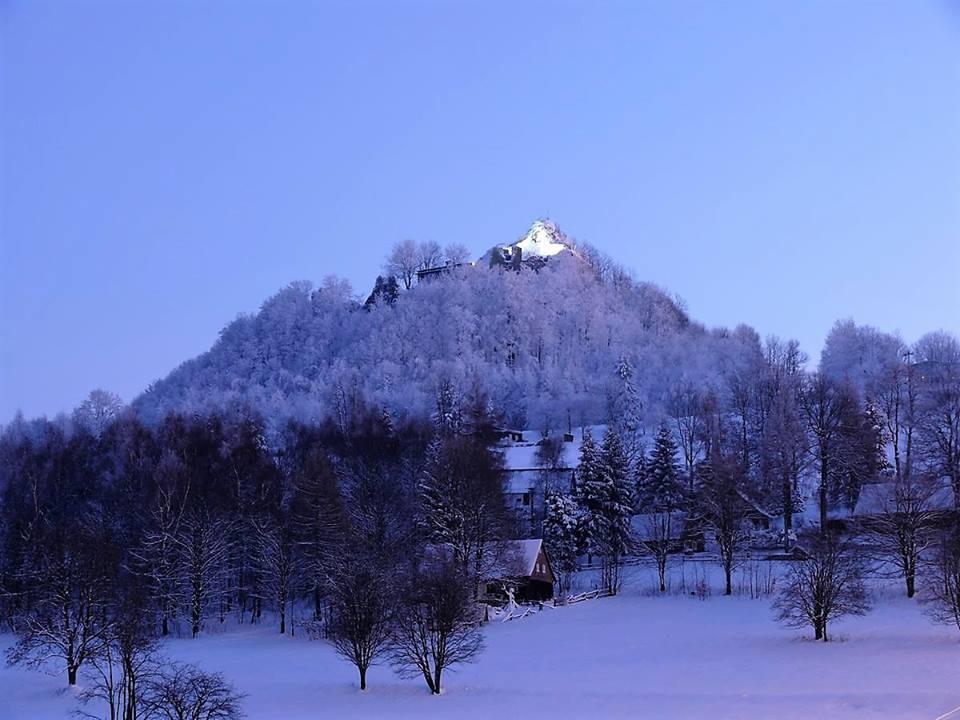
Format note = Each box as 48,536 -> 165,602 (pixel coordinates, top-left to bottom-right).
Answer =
0,402 -> 517,713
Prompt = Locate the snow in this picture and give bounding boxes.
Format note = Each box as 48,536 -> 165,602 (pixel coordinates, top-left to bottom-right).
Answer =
511,219 -> 569,259
3,564 -> 959,720
511,538 -> 543,576
853,480 -> 956,516
500,425 -> 606,471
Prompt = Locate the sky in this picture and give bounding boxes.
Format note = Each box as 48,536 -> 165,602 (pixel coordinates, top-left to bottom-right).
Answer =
1,0 -> 958,422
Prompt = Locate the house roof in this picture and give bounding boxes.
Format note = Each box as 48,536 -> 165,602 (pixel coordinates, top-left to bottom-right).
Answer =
510,538 -> 546,577
853,480 -> 956,516
631,512 -> 688,541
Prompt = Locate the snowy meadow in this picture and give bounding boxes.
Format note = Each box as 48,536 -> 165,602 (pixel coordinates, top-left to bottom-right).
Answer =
4,561 -> 959,720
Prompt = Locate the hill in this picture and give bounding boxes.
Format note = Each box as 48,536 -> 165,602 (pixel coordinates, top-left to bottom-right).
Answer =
133,221 -> 765,434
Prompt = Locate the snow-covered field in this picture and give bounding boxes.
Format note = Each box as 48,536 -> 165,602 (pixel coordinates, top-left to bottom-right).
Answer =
4,562 -> 959,720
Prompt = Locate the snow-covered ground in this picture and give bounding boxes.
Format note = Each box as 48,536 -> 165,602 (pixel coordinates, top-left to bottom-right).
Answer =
4,563 -> 959,719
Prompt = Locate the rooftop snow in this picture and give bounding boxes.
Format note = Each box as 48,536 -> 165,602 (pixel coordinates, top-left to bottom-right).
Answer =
511,220 -> 569,258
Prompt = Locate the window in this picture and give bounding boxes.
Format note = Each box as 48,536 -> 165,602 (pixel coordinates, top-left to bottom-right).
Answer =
523,493 -> 531,506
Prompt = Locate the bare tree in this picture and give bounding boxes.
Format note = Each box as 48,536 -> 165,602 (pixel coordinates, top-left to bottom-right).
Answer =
697,457 -> 752,596
142,663 -> 245,720
327,560 -> 393,690
637,511 -> 680,593
417,240 -> 443,270
389,559 -> 483,695
384,239 -> 420,290
443,243 -> 471,265
855,477 -> 943,597
773,533 -> 870,641
175,512 -> 233,638
78,594 -> 159,720
667,382 -> 705,491
921,524 -> 960,632
250,520 -> 296,634
798,372 -> 853,532
6,547 -> 111,685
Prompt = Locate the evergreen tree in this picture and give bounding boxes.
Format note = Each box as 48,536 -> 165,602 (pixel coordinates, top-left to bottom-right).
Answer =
574,429 -> 634,594
639,424 -> 686,512
541,493 -> 581,596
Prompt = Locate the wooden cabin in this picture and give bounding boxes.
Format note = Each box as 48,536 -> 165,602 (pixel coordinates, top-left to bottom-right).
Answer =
484,539 -> 555,603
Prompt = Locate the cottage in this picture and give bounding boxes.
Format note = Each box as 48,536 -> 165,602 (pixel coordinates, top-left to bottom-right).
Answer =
484,538 -> 555,603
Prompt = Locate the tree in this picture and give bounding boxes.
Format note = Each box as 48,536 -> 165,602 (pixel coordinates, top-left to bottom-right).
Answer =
667,383 -> 705,490
541,493 -> 580,596
637,425 -> 687,592
417,435 -> 507,583
389,558 -> 483,695
384,239 -> 419,290
78,584 -> 159,720
638,424 -> 685,511
773,533 -> 870,641
141,663 -> 245,720
417,240 -> 443,271
697,456 -> 751,596
575,429 -> 634,594
175,512 -> 233,638
443,243 -> 471,265
250,518 -> 296,634
921,523 -> 960,632
6,541 -> 112,685
327,560 -> 393,690
73,389 -> 124,438
798,372 -> 853,532
855,477 -> 942,598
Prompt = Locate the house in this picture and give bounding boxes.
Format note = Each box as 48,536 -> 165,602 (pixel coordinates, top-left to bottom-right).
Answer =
853,480 -> 957,521
415,261 -> 470,283
631,511 -> 705,554
499,431 -> 586,536
483,538 -> 555,603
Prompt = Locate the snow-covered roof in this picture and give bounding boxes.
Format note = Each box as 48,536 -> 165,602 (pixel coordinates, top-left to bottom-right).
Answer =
504,469 -> 574,495
853,480 -> 956,516
631,512 -> 688,541
512,220 -> 569,259
509,538 -> 545,577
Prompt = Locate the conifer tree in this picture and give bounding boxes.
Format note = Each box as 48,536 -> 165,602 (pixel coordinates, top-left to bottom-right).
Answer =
542,493 -> 581,596
639,424 -> 686,512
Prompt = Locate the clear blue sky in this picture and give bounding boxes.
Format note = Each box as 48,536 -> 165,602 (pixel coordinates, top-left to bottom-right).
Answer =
2,0 -> 958,421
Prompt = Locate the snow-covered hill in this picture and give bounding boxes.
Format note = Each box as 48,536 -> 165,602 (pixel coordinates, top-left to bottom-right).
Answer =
132,221 -> 764,434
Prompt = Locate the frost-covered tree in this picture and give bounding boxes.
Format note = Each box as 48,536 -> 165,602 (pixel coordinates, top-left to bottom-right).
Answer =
73,389 -> 125,438
541,492 -> 580,595
384,238 -> 420,290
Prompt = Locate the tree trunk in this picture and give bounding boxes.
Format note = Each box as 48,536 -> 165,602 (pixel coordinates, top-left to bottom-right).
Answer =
68,666 -> 78,686
783,477 -> 793,551
359,666 -> 367,691
819,459 -> 829,533
724,561 -> 732,596
906,572 -> 916,598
